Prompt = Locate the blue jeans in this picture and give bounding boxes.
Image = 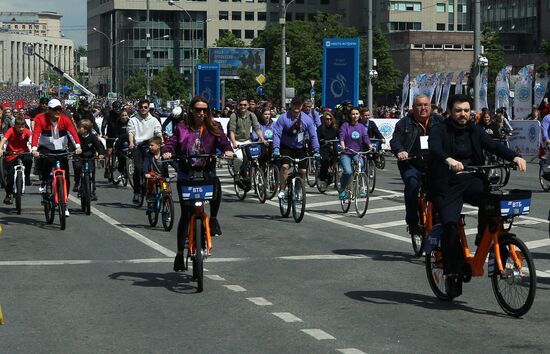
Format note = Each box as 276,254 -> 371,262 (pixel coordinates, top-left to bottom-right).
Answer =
339,154 -> 362,191
399,166 -> 421,226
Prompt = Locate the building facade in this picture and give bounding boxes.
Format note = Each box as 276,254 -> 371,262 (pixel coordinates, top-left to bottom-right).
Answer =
0,12 -> 74,85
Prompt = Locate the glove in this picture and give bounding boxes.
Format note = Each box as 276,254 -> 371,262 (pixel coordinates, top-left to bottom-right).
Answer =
313,152 -> 321,160
272,149 -> 280,158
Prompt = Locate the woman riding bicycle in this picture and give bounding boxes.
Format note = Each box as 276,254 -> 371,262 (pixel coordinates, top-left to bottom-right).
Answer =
317,111 -> 339,188
338,107 -> 371,200
162,96 -> 234,272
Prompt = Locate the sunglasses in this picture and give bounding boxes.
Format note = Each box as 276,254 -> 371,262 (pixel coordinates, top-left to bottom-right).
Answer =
140,105 -> 149,109
193,107 -> 208,113
239,104 -> 248,107
51,107 -> 62,112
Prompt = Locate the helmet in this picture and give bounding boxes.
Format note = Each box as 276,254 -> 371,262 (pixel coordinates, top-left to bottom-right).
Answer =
112,101 -> 123,114
172,106 -> 183,117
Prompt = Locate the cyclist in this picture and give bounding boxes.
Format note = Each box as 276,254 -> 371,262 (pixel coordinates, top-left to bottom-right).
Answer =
0,117 -> 32,204
361,108 -> 385,143
144,136 -> 169,208
74,100 -> 100,135
542,110 -> 550,181
390,94 -> 443,237
31,99 -> 82,217
338,107 -> 371,199
128,99 -> 163,204
161,106 -> 185,136
272,96 -> 320,198
317,111 -> 339,188
102,101 -> 123,179
428,94 -> 526,297
72,119 -> 106,201
1,106 -> 15,134
161,96 -> 234,272
302,99 -> 321,127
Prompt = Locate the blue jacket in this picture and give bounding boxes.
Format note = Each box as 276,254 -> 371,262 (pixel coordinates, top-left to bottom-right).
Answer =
273,111 -> 320,151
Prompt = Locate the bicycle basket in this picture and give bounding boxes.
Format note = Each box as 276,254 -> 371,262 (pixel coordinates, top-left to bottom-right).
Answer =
180,180 -> 215,201
247,144 -> 262,159
483,189 -> 532,217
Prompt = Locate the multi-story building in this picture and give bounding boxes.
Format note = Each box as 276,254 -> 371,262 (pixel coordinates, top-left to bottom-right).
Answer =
0,12 -> 74,85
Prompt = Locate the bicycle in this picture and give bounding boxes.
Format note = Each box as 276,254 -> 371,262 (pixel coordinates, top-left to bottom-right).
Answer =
73,156 -> 101,216
410,168 -> 434,257
276,155 -> 314,223
105,138 -> 129,187
233,141 -> 268,203
4,152 -> 31,215
315,139 -> 340,194
339,149 -> 369,218
539,144 -> 550,192
145,170 -> 175,231
485,138 -> 511,188
425,163 -> 536,317
39,152 -> 74,230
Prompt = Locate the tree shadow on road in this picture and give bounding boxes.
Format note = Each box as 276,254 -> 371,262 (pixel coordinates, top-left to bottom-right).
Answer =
333,248 -> 423,266
0,215 -> 57,230
96,201 -> 140,209
109,271 -> 198,294
345,290 -> 508,318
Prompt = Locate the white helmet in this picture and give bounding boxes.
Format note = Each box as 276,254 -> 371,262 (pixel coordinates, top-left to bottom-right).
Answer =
172,106 -> 183,117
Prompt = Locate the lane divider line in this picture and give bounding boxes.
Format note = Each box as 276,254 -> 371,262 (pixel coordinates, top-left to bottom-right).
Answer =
300,329 -> 336,340
246,297 -> 273,306
224,285 -> 247,292
272,312 -> 303,323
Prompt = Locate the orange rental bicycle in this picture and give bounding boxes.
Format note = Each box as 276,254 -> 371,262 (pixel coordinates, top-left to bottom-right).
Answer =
411,169 -> 434,257
425,163 -> 536,317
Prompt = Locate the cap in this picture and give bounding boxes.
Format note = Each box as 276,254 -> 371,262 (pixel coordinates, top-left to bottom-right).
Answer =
47,99 -> 62,109
172,106 -> 183,116
290,97 -> 303,105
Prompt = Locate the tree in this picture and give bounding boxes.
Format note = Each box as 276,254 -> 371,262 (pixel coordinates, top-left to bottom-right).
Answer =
224,67 -> 259,101
151,64 -> 190,100
538,39 -> 550,76
125,70 -> 147,98
41,68 -> 65,86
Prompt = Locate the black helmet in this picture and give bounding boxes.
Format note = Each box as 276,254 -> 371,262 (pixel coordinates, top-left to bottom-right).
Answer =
112,101 -> 123,114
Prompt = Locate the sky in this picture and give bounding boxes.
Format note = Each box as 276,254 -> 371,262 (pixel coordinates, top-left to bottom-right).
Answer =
3,0 -> 87,47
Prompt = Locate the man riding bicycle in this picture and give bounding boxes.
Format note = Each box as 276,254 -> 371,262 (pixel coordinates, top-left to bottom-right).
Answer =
272,96 -> 320,199
128,99 -> 163,204
390,94 -> 443,237
428,94 -> 526,298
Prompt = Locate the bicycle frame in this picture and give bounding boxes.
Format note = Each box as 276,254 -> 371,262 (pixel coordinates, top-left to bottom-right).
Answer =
188,203 -> 212,257
11,156 -> 26,195
51,160 -> 68,205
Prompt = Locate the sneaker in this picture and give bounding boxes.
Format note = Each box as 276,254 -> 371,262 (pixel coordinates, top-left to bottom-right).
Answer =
91,193 -> 98,201
173,254 -> 185,272
278,189 -> 287,200
408,224 -> 421,236
25,176 -> 32,186
39,183 -> 47,193
445,274 -> 462,298
210,217 -> 222,237
65,209 -> 70,217
132,193 -> 140,204
338,190 -> 347,200
3,194 -> 12,205
72,183 -> 80,193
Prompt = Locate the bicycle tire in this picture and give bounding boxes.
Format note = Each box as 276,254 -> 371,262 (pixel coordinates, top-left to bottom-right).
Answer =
265,164 -> 279,200
137,178 -> 146,207
111,154 -> 122,185
306,159 -> 316,187
377,155 -> 386,170
81,173 -> 91,215
491,234 -> 536,317
354,172 -> 369,218
56,177 -> 66,230
335,163 -> 343,191
15,171 -> 23,215
192,218 -> 204,293
292,177 -> 306,223
425,246 -> 454,301
234,180 -> 247,200
126,158 -> 135,188
161,192 -> 175,231
279,182 -> 291,218
315,164 -> 327,194
539,165 -> 550,192
227,158 -> 235,177
340,189 -> 351,213
43,189 -> 55,224
0,157 -> 6,188
500,165 -> 511,188
411,231 -> 425,257
147,186 -> 160,227
254,167 -> 267,203
367,158 -> 376,194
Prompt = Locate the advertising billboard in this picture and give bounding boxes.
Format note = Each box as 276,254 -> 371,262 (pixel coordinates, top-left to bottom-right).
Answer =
196,64 -> 221,110
322,38 -> 360,109
208,47 -> 265,79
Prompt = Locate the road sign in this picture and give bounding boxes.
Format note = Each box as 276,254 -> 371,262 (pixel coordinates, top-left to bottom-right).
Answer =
256,74 -> 266,86
310,89 -> 316,98
257,86 -> 266,96
155,98 -> 162,107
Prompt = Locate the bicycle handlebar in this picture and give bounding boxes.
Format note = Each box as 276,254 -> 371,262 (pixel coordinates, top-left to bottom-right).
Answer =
458,162 -> 517,174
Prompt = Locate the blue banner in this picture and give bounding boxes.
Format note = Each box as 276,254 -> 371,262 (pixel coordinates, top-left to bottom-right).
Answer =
196,64 -> 220,110
322,38 -> 360,109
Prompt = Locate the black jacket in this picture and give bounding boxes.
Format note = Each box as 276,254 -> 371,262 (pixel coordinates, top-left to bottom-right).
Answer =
428,119 -> 518,197
364,120 -> 384,140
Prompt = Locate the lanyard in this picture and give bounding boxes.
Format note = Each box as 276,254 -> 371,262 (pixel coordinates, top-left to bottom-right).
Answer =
416,118 -> 430,135
194,125 -> 205,153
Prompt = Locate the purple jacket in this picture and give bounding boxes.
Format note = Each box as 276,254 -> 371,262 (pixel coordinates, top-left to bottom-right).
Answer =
162,121 -> 232,155
339,122 -> 371,154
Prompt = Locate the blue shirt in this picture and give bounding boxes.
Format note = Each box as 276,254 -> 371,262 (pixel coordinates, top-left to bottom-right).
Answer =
303,109 -> 321,127
273,111 -> 320,151
542,114 -> 550,141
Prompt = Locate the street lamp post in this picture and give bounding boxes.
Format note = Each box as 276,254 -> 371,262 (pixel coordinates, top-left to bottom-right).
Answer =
367,0 -> 373,113
168,0 -> 195,96
146,0 -> 151,99
280,0 -> 295,108
93,27 -> 125,93
473,0 -> 481,111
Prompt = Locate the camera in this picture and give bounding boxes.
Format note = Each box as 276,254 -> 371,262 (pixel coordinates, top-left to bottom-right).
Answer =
478,56 -> 489,67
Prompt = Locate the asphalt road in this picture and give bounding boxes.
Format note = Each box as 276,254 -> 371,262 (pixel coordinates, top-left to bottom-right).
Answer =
1,157 -> 549,353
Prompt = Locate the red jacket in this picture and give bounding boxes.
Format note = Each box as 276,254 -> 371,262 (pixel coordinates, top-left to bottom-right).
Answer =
31,113 -> 80,151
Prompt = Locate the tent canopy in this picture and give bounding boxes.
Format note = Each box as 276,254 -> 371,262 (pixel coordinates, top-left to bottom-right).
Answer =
18,76 -> 36,87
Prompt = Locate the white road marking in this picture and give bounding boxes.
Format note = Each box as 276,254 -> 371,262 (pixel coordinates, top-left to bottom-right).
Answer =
272,312 -> 303,323
366,205 -> 405,214
280,254 -> 369,260
515,219 -> 542,225
246,297 -> 273,306
205,275 -> 226,281
68,195 -> 175,257
0,258 -> 171,266
300,329 -> 336,340
367,220 -> 406,229
306,194 -> 401,209
537,270 -> 550,278
224,285 -> 247,292
526,239 -> 550,250
337,349 -> 368,354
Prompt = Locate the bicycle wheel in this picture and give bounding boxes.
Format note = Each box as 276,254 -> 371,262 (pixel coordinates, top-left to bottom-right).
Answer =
126,158 -> 135,188
0,157 -> 6,188
411,230 -> 425,257
306,159 -> 317,187
279,182 -> 291,218
367,158 -> 376,194
161,192 -> 175,231
111,155 -> 122,185
253,167 -> 267,203
234,179 -> 247,201
56,177 -> 66,230
377,154 -> 386,170
425,247 -> 454,301
539,165 -> 550,192
227,158 -> 235,177
43,188 -> 55,224
291,177 -> 306,223
500,164 -> 511,188
265,164 -> 279,200
15,171 -> 23,215
192,218 -> 204,293
81,173 -> 91,215
315,165 -> 327,194
335,163 -> 343,191
137,178 -> 146,207
491,234 -> 536,317
340,187 -> 351,213
354,172 -> 369,218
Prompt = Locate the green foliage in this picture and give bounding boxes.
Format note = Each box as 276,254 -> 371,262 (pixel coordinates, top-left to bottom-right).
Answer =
41,68 -> 65,86
224,68 -> 260,101
125,70 -> 147,99
541,39 -> 550,57
215,31 -> 246,48
151,64 -> 190,100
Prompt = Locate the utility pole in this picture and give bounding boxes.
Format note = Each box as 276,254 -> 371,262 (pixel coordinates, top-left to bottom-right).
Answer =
367,0 -> 373,113
473,0 -> 481,111
146,0 -> 151,99
280,0 -> 286,108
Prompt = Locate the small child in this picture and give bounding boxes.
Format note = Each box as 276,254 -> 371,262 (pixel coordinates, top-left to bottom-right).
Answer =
73,119 -> 106,201
144,136 -> 169,205
0,117 -> 32,204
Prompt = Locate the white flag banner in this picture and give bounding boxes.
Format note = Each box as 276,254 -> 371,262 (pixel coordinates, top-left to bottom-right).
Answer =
426,73 -> 439,102
441,72 -> 454,113
495,66 -> 512,111
408,76 -> 415,110
455,70 -> 466,94
400,74 -> 409,116
435,72 -> 445,107
479,67 -> 489,110
534,75 -> 549,107
514,64 -> 534,119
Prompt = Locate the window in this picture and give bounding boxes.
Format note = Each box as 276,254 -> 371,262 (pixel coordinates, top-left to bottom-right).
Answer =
270,12 -> 279,21
232,29 -> 241,38
257,12 -> 267,21
436,23 -> 445,31
245,11 -> 254,21
412,44 -> 423,49
219,11 -> 229,20
389,21 -> 421,31
295,12 -> 305,21
436,3 -> 445,12
232,11 -> 241,20
448,24 -> 454,30
308,13 -> 316,21
457,4 -> 467,13
245,30 -> 254,39
390,1 -> 421,11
